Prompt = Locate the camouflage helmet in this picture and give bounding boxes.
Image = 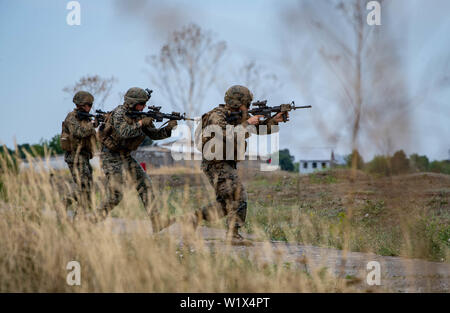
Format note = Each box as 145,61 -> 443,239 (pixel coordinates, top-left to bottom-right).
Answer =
224,85 -> 253,109
124,87 -> 150,108
73,91 -> 94,106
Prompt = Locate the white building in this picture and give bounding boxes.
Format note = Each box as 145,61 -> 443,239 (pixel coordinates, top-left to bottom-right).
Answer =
298,149 -> 336,174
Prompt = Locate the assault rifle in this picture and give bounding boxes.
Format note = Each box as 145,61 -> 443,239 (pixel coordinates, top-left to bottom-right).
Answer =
226,100 -> 311,123
126,105 -> 195,122
77,110 -> 108,126
77,109 -> 108,121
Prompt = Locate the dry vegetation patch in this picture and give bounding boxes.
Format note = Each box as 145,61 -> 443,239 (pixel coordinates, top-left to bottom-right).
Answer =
0,154 -> 448,292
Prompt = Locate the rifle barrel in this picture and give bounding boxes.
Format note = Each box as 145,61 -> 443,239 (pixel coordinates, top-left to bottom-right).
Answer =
293,105 -> 312,109
78,112 -> 94,117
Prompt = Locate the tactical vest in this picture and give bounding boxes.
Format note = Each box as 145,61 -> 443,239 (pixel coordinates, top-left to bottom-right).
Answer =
99,108 -> 146,153
97,110 -> 116,151
60,120 -> 72,152
60,112 -> 95,158
194,105 -> 248,162
194,112 -> 210,153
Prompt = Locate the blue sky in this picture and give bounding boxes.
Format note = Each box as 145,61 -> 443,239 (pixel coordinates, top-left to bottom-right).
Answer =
0,0 -> 449,161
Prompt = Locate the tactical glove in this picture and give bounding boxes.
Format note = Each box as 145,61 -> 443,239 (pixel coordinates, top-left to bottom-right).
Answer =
141,117 -> 154,128
166,120 -> 178,130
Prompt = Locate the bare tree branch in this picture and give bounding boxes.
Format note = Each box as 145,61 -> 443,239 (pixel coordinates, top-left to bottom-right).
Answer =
280,0 -> 414,158
146,24 -> 226,120
63,75 -> 117,110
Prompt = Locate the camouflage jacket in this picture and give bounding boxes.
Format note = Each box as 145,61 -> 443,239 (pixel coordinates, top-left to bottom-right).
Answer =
61,109 -> 96,159
196,104 -> 279,162
100,104 -> 172,154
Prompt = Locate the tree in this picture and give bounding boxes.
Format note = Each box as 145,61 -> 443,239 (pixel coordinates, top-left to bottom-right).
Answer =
63,75 -> 117,110
345,149 -> 364,170
391,150 -> 409,174
12,134 -> 64,159
216,60 -> 282,100
16,143 -> 32,159
0,146 -> 17,174
241,61 -> 281,99
429,161 -> 450,175
30,144 -> 45,158
367,155 -> 390,176
279,149 -> 295,172
47,134 -> 63,155
410,153 -> 429,172
0,146 -> 13,155
280,0 -> 411,157
146,24 -> 226,119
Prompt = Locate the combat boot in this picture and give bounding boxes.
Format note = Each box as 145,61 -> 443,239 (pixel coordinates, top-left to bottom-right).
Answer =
92,207 -> 109,223
226,226 -> 253,246
180,212 -> 199,232
150,212 -> 176,233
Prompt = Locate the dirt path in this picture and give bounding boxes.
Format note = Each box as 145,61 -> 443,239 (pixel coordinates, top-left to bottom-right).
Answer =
108,218 -> 450,293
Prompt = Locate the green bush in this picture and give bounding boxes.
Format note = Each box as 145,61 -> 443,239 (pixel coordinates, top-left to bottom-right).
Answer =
278,149 -> 295,172
429,161 -> 450,175
345,149 -> 364,169
410,153 -> 429,172
47,134 -> 64,155
391,150 -> 410,174
366,155 -> 390,176
7,134 -> 67,160
412,216 -> 450,261
0,148 -> 18,173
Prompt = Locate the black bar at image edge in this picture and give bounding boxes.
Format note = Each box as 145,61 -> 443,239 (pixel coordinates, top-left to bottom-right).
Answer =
0,293 -> 447,311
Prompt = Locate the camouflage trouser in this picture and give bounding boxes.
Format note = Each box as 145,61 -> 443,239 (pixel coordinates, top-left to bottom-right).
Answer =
98,149 -> 154,217
198,160 -> 248,230
64,152 -> 93,211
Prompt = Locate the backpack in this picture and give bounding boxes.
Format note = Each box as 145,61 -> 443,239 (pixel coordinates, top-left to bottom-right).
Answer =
60,120 -> 72,152
60,113 -> 95,157
194,111 -> 211,153
97,110 -> 117,151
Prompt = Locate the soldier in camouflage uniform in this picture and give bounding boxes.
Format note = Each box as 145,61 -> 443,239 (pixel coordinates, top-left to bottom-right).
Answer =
192,85 -> 288,242
97,87 -> 177,232
61,91 -> 97,214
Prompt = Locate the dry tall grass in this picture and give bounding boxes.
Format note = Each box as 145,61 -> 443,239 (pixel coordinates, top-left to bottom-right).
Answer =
1,150 -> 448,292
0,151 -> 357,292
